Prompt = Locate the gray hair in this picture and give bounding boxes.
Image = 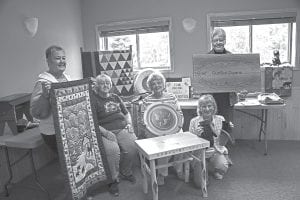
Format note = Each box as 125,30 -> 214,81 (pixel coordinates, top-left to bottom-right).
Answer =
146,71 -> 166,91
95,74 -> 112,84
211,28 -> 226,40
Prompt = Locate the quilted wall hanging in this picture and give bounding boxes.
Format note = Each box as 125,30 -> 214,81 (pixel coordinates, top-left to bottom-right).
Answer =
50,78 -> 112,200
81,48 -> 134,96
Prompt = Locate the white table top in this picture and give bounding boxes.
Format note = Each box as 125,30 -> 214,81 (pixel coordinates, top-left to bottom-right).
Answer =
234,98 -> 286,110
178,99 -> 198,109
135,132 -> 209,160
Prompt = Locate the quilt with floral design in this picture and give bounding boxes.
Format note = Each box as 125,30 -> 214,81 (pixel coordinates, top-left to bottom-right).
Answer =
50,78 -> 111,200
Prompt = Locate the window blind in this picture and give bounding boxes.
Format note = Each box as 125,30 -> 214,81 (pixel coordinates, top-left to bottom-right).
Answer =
210,11 -> 297,27
98,18 -> 170,37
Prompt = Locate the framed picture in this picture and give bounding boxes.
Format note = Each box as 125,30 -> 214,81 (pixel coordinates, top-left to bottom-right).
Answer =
50,78 -> 111,200
143,103 -> 183,136
265,66 -> 293,97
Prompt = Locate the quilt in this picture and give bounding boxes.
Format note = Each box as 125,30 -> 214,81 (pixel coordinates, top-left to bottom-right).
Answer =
96,49 -> 134,96
50,78 -> 111,200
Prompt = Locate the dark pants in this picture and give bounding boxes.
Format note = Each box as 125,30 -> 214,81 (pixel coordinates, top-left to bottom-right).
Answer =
41,133 -> 58,155
213,93 -> 233,123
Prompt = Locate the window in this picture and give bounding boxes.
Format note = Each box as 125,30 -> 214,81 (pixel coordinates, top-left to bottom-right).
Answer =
207,10 -> 297,66
96,18 -> 173,71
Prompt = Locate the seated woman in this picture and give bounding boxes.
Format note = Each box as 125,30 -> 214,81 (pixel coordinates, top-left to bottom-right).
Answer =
140,71 -> 184,185
189,94 -> 233,187
93,74 -> 138,196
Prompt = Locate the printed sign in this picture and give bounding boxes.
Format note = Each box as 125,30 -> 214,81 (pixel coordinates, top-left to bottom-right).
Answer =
166,81 -> 190,99
192,54 -> 261,93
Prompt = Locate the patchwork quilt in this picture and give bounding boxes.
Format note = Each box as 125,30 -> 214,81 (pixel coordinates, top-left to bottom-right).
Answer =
95,49 -> 134,96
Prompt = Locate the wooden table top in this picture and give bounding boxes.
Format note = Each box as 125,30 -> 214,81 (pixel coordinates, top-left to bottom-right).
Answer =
135,132 -> 209,160
0,93 -> 31,106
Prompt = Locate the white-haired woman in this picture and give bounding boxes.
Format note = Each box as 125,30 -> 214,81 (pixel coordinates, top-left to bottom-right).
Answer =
140,71 -> 184,185
93,74 -> 138,196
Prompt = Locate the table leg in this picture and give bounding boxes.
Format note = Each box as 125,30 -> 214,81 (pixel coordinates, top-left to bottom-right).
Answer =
7,121 -> 18,135
263,109 -> 268,155
3,146 -> 13,197
23,102 -> 34,122
200,149 -> 208,198
0,122 -> 5,136
259,109 -> 265,142
28,149 -> 51,199
139,153 -> 148,193
150,160 -> 158,200
184,161 -> 190,183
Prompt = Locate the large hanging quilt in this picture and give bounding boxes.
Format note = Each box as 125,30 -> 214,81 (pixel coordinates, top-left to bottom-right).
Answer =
81,49 -> 134,96
50,78 -> 111,200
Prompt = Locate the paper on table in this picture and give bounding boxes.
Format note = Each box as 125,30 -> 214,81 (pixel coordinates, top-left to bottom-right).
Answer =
237,99 -> 261,106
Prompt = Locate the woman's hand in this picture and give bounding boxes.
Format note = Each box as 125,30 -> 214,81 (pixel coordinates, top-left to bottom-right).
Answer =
41,81 -> 51,98
125,124 -> 134,134
195,124 -> 204,137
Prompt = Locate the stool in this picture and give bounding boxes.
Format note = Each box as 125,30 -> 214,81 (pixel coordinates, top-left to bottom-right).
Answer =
0,128 -> 50,199
135,132 -> 210,200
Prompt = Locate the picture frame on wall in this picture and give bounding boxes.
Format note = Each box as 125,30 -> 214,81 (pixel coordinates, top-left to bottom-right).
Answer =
264,66 -> 293,97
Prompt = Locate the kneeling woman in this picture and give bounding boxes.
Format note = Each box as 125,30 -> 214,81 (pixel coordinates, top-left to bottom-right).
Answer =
189,94 -> 233,186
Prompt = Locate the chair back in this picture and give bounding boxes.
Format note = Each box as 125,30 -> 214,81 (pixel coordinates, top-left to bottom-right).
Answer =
219,129 -> 235,146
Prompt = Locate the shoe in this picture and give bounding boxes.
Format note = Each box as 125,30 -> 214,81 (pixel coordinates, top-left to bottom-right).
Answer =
157,174 -> 165,186
121,174 -> 136,184
225,155 -> 234,166
108,181 -> 119,196
214,172 -> 223,180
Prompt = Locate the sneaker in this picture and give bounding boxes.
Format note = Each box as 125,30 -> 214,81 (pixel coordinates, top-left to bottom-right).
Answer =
121,174 -> 136,184
108,181 -> 119,196
214,172 -> 223,180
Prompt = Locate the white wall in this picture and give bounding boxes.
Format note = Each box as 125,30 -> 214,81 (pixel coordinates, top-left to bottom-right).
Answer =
81,0 -> 300,140
0,0 -> 84,97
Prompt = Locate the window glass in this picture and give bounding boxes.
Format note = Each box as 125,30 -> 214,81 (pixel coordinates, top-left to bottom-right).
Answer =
253,23 -> 289,64
209,10 -> 297,66
222,26 -> 250,54
139,32 -> 170,69
97,18 -> 172,71
106,34 -> 138,68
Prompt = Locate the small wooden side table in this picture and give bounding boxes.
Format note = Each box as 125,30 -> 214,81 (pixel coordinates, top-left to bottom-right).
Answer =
0,93 -> 33,136
135,132 -> 210,200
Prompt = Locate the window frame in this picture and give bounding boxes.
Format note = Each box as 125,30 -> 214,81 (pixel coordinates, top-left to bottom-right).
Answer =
207,9 -> 299,68
95,17 -> 174,72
